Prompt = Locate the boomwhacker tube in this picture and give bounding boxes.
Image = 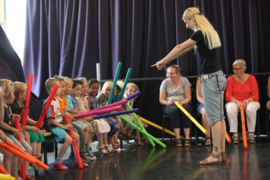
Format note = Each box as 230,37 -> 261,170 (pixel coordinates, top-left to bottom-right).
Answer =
64,116 -> 84,168
74,105 -> 122,119
175,102 -> 208,134
21,73 -> 33,127
0,140 -> 49,170
108,62 -> 122,104
93,109 -> 139,119
137,115 -> 185,139
36,85 -> 59,128
14,117 -> 25,179
0,173 -> 16,180
226,132 -> 232,144
125,103 -> 155,147
0,165 -> 8,174
120,115 -> 166,148
240,104 -> 248,149
119,68 -> 132,100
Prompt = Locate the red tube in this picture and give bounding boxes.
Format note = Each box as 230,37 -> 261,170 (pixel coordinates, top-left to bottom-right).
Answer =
240,104 -> 248,150
225,132 -> 232,144
21,74 -> 33,127
14,117 -> 25,179
0,165 -> 8,174
36,85 -> 59,128
74,105 -> 122,119
64,116 -> 83,169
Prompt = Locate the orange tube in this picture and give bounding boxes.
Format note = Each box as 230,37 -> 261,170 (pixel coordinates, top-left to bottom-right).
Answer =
0,165 -> 8,174
240,105 -> 248,149
64,116 -> 83,169
225,132 -> 232,144
3,140 -> 49,171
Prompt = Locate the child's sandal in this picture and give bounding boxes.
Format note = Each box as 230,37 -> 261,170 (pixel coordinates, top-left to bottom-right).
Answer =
141,138 -> 150,145
135,139 -> 144,146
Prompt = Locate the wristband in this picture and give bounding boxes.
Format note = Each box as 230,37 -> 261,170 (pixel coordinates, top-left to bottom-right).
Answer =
244,100 -> 249,104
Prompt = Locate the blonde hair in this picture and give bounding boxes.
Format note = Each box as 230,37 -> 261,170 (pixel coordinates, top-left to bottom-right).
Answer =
182,7 -> 221,50
166,65 -> 181,74
0,80 -> 6,92
45,78 -> 58,93
76,77 -> 88,84
102,81 -> 113,92
233,59 -> 247,69
2,79 -> 14,99
13,81 -> 27,97
117,80 -> 124,89
53,75 -> 65,83
62,76 -> 73,85
124,83 -> 139,98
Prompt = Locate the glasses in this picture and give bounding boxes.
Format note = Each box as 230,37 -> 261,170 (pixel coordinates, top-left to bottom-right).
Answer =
233,68 -> 242,71
166,72 -> 177,75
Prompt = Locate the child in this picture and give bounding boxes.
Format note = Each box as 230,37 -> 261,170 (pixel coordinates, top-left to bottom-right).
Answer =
86,79 -> 111,154
0,79 -> 33,179
53,76 -> 92,163
123,83 -> 149,146
0,81 -> 12,175
97,81 -> 120,152
44,78 -> 87,170
61,77 -> 95,161
76,78 -> 99,157
10,82 -> 44,162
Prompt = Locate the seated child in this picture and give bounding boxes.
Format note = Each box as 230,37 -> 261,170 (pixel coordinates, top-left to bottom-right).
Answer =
0,81 -> 12,175
10,82 -> 44,162
0,79 -> 33,179
44,78 -> 88,170
97,81 -> 120,152
86,79 -> 111,154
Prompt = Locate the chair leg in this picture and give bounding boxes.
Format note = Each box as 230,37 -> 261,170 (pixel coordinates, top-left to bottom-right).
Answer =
54,140 -> 58,160
267,112 -> 269,141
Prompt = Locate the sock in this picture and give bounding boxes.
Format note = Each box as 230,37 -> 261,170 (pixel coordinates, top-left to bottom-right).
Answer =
55,157 -> 63,164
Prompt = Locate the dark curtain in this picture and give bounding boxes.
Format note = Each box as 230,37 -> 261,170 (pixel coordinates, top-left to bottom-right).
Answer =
23,0 -> 270,136
0,25 -> 43,121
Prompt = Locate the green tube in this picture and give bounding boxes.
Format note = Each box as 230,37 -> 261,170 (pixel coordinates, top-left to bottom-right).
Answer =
119,68 -> 132,100
108,62 -> 122,104
120,115 -> 166,148
125,103 -> 155,147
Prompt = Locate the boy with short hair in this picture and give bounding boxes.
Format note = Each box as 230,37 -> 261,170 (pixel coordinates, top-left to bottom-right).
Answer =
44,78 -> 87,170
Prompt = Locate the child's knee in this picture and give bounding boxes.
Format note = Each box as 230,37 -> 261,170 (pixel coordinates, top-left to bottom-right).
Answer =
64,135 -> 73,145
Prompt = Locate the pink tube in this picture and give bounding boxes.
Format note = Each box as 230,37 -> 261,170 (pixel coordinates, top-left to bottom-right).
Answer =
74,105 -> 122,119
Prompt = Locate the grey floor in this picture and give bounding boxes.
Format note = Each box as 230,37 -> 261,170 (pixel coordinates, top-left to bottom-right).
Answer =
28,137 -> 270,180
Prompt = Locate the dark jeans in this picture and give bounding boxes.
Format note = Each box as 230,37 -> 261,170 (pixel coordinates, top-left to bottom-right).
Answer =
163,103 -> 193,129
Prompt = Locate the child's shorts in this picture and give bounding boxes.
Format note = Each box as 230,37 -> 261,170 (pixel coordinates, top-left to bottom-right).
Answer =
26,130 -> 45,143
50,127 -> 69,143
73,120 -> 89,130
6,132 -> 32,151
122,114 -> 138,128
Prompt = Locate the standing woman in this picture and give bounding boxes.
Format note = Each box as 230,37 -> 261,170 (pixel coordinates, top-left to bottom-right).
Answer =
152,7 -> 227,164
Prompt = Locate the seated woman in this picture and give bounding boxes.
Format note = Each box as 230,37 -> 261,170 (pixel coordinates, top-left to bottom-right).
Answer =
196,77 -> 211,146
225,59 -> 260,144
159,65 -> 192,147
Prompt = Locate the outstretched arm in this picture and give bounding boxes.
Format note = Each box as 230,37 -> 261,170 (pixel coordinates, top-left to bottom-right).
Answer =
151,39 -> 196,70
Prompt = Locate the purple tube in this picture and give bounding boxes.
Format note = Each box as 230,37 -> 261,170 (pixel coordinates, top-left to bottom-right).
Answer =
93,108 -> 139,119
126,91 -> 141,101
74,105 -> 122,119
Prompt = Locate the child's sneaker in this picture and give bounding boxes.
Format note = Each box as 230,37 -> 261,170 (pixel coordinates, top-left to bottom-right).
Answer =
80,153 -> 93,163
53,162 -> 68,171
75,162 -> 90,168
68,155 -> 76,162
85,146 -> 97,160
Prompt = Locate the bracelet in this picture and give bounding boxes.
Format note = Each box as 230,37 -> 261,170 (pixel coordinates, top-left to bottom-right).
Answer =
244,100 -> 249,104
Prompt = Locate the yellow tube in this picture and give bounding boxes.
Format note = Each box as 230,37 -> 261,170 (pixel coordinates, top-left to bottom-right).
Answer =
0,174 -> 16,180
137,115 -> 185,139
175,102 -> 207,134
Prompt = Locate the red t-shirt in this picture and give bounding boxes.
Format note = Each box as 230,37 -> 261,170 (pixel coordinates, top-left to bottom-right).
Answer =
225,75 -> 259,102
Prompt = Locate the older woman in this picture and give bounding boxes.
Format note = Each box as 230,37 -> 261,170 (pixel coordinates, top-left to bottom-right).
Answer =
159,65 -> 192,147
225,59 -> 260,144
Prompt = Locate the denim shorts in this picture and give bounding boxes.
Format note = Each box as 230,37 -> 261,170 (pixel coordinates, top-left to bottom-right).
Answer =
201,70 -> 227,126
